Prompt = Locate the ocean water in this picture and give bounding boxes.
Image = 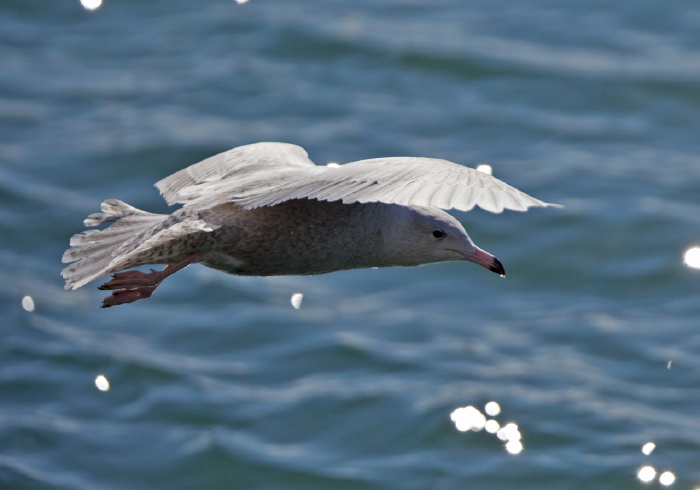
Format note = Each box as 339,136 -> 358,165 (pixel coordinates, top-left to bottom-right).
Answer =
2,1 -> 700,489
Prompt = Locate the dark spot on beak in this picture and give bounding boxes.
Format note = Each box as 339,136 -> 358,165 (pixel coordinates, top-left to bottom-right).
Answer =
489,257 -> 506,277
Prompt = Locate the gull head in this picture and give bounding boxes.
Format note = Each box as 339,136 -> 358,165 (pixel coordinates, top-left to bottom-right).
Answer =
385,205 -> 505,276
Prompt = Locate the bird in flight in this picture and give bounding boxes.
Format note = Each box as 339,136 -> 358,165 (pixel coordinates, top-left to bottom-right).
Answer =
62,142 -> 560,307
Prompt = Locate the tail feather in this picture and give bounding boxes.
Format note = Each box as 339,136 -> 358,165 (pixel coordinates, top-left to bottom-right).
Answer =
62,199 -> 168,290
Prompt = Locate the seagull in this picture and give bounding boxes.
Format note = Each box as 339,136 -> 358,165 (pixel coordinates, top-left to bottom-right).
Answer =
62,142 -> 560,307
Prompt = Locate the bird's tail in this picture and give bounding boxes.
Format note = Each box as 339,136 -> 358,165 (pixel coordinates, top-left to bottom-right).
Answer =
62,199 -> 169,290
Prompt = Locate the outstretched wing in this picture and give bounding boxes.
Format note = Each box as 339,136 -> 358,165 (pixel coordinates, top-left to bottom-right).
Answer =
155,142 -> 319,206
233,157 -> 560,213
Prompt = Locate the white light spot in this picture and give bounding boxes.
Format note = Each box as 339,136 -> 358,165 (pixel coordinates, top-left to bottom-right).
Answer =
637,466 -> 656,483
326,162 -> 341,168
641,442 -> 656,455
21,295 -> 35,312
484,401 -> 501,416
80,0 -> 103,10
291,293 -> 303,309
496,422 -> 521,442
659,471 -> 676,486
235,0 -> 249,3
450,406 -> 486,432
452,405 -> 524,455
505,439 -> 523,455
684,246 -> 700,269
476,164 -> 492,175
95,375 -> 110,391
485,419 -> 500,434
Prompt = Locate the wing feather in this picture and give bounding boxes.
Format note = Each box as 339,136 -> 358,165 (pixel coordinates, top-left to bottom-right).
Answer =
150,142 -> 558,214
155,142 -> 317,206
427,183 -> 457,209
233,156 -> 560,213
405,182 -> 442,207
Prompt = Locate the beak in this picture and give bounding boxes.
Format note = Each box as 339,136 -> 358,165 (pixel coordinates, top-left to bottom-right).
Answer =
462,246 -> 506,277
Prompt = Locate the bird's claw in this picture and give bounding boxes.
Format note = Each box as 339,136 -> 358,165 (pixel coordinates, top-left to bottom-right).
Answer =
98,269 -> 164,308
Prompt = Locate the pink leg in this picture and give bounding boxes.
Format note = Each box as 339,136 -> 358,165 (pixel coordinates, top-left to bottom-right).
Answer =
98,253 -> 203,308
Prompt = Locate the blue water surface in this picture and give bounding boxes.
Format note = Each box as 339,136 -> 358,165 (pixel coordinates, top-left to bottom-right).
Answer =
2,1 -> 700,489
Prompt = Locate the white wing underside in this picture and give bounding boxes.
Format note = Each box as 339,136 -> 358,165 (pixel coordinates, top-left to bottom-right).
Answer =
156,142 -> 560,214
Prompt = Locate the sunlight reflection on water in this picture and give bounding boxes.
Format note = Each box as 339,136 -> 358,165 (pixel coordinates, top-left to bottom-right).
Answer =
683,246 -> 700,269
21,295 -> 35,312
291,293 -> 303,309
484,419 -> 500,434
659,471 -> 676,486
496,423 -> 521,442
95,375 -> 110,392
450,405 -> 486,432
504,439 -> 523,455
476,164 -> 493,175
641,442 -> 656,455
636,443 -> 681,486
638,465 -> 656,483
450,403 -> 523,455
484,401 -> 501,416
80,0 -> 103,11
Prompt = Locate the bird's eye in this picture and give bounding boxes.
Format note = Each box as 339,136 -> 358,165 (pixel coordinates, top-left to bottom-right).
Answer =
432,229 -> 445,239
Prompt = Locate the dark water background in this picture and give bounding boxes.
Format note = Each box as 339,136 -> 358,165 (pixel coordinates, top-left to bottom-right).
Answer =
2,1 -> 700,488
